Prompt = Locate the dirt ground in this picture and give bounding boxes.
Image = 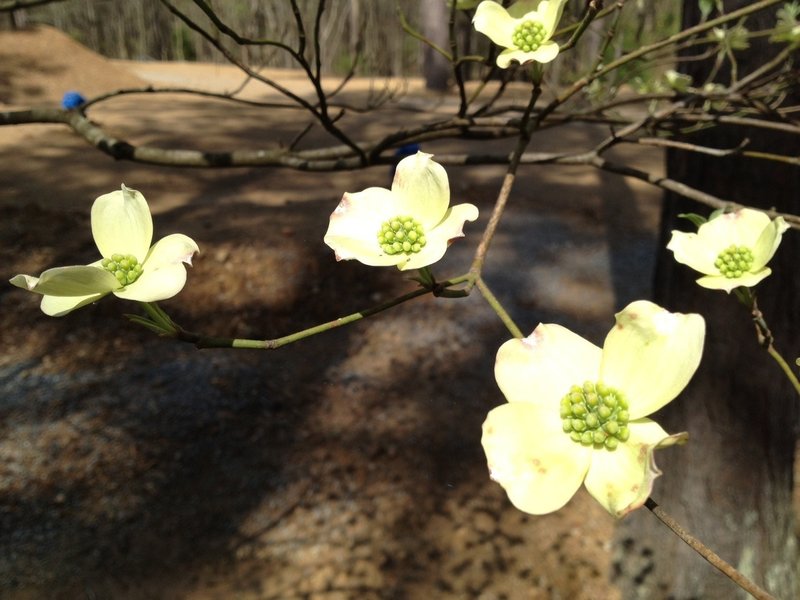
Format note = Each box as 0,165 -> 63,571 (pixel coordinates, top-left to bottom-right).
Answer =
1,26 -> 667,599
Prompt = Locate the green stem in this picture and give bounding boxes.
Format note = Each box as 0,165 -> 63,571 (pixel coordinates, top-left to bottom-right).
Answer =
167,274 -> 472,349
767,345 -> 800,398
645,498 -> 775,600
475,277 -> 523,339
733,287 -> 800,398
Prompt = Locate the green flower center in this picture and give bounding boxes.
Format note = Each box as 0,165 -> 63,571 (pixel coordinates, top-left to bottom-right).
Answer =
512,19 -> 546,52
377,215 -> 427,256
714,244 -> 754,279
102,253 -> 143,286
560,381 -> 630,450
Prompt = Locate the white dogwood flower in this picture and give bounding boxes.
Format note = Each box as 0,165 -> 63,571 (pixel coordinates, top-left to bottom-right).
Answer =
11,185 -> 198,316
482,301 -> 705,518
473,0 -> 568,68
667,208 -> 788,293
323,152 -> 478,271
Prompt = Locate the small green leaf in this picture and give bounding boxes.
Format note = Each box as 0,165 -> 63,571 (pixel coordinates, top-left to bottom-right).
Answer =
699,0 -> 715,19
678,213 -> 707,228
124,314 -> 176,336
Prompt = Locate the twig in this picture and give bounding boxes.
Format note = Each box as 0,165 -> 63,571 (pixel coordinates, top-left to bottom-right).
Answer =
475,277 -> 523,339
645,498 -> 776,600
156,274 -> 473,349
468,79 -> 543,287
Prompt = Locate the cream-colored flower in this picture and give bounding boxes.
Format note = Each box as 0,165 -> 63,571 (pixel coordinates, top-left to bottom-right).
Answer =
667,208 -> 788,293
323,151 -> 478,271
473,0 -> 567,68
10,185 -> 198,316
482,301 -> 705,518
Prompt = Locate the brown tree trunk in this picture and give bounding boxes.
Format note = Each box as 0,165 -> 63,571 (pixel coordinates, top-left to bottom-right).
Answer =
420,0 -> 450,91
614,2 -> 800,598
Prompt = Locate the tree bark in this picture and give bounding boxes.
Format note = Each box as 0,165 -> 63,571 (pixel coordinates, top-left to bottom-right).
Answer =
614,2 -> 800,599
420,0 -> 450,91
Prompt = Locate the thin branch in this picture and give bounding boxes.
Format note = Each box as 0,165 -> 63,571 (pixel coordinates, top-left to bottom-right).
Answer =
159,0 -> 365,163
164,274 -> 473,349
585,153 -> 800,229
0,0 -> 67,9
469,79 -> 543,286
549,0 -> 785,111
633,136 -> 749,157
645,498 -> 776,600
558,0 -> 602,53
190,0 -> 298,56
397,4 -> 452,61
475,277 -> 523,339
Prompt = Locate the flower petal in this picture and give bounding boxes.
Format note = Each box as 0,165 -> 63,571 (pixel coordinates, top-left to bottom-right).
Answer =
399,202 -> 479,271
751,216 -> 789,271
538,0 -> 568,32
40,292 -> 108,317
390,152 -> 450,228
473,1 -> 517,47
114,234 -> 199,302
666,230 -> 720,275
698,208 -> 772,251
528,40 -> 560,63
91,184 -> 153,261
496,48 -> 538,68
584,419 -> 687,518
323,188 -> 405,267
495,324 -> 602,407
600,301 -> 705,419
482,401 -> 591,515
506,1 -> 541,19
10,265 -> 120,296
696,269 -> 771,292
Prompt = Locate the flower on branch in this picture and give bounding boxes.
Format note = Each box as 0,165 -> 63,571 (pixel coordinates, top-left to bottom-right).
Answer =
323,151 -> 479,271
771,1 -> 800,43
664,69 -> 693,93
481,301 -> 705,518
473,0 -> 567,68
10,185 -> 199,317
667,208 -> 788,293
709,24 -> 750,52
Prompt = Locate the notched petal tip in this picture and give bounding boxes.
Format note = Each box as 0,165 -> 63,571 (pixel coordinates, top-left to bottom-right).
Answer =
331,193 -> 353,217
10,273 -> 38,291
612,430 -> 689,519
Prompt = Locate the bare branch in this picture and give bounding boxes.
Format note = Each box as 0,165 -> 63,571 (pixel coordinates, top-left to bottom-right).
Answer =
0,0 -> 68,10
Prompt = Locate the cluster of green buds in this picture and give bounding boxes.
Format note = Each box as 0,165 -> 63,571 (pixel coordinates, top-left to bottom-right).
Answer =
378,216 -> 427,256
512,19 -> 546,52
714,244 -> 754,279
102,253 -> 144,285
560,381 -> 631,450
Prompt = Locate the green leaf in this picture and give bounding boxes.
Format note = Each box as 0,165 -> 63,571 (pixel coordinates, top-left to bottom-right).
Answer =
699,0 -> 715,19
124,314 -> 176,337
678,213 -> 707,228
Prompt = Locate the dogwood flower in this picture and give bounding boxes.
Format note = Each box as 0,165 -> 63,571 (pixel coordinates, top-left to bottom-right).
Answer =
10,185 -> 199,317
473,0 -> 567,68
667,208 -> 788,293
482,301 -> 705,518
323,151 -> 478,271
